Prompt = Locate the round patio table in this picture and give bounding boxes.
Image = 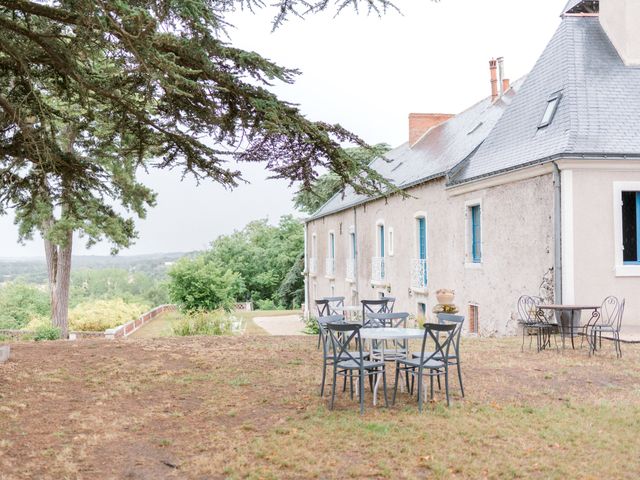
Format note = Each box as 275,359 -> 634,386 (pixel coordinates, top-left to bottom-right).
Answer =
359,328 -> 425,405
536,304 -> 600,350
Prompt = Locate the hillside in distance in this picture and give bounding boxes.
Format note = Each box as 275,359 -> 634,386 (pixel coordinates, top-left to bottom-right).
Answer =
0,252 -> 194,284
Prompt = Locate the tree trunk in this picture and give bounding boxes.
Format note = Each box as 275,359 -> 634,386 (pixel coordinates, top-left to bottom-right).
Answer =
45,228 -> 73,339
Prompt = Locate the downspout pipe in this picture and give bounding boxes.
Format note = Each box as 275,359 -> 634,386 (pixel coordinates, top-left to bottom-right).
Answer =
353,206 -> 359,304
552,162 -> 563,303
303,221 -> 309,321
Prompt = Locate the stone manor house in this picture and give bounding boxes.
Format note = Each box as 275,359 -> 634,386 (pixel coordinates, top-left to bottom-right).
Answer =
304,0 -> 640,335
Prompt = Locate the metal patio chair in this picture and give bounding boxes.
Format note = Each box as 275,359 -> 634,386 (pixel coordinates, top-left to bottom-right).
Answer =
323,296 -> 345,315
380,296 -> 396,313
412,313 -> 465,397
393,323 -> 457,412
314,299 -> 331,349
517,295 -> 555,352
587,296 -> 625,358
366,312 -> 410,361
326,322 -> 388,414
361,299 -> 389,327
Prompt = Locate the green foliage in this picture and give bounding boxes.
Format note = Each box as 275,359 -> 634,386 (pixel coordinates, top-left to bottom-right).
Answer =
0,282 -> 50,329
68,299 -> 150,332
168,257 -> 245,313
70,268 -> 169,307
33,325 -> 61,341
293,144 -> 392,214
172,311 -> 235,336
204,215 -> 304,308
303,315 -> 320,335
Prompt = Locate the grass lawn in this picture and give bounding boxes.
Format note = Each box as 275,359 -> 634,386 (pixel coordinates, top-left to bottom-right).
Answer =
1,335 -> 639,478
129,309 -> 302,338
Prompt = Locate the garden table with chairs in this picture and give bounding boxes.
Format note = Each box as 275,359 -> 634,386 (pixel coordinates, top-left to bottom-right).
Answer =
536,304 -> 600,350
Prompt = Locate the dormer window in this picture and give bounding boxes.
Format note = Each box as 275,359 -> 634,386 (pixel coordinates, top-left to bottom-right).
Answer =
538,92 -> 562,129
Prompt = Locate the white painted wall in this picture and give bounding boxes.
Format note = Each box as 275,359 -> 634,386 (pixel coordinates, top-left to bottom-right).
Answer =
600,0 -> 640,66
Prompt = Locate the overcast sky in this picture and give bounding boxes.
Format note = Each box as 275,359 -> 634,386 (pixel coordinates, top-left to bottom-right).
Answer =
0,0 -> 564,258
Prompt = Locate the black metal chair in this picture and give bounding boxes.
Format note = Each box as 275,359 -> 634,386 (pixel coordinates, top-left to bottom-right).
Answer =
393,323 -> 457,412
361,299 -> 389,326
315,299 -> 331,349
323,296 -> 345,315
412,313 -> 465,397
366,312 -> 410,361
587,296 -> 625,358
380,296 -> 396,313
318,315 -> 371,397
326,322 -> 388,414
517,295 -> 556,351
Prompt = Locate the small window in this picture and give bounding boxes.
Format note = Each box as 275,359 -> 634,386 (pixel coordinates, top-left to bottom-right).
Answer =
328,232 -> 335,260
378,224 -> 385,257
349,232 -> 357,260
418,302 -> 427,321
538,92 -> 562,128
469,304 -> 479,333
388,228 -> 395,256
469,205 -> 482,263
622,191 -> 640,264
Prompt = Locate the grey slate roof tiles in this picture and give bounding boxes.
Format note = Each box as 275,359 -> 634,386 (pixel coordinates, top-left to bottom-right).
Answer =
309,13 -> 640,219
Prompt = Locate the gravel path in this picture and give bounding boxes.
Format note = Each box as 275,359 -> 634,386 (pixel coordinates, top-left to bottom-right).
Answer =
253,314 -> 306,336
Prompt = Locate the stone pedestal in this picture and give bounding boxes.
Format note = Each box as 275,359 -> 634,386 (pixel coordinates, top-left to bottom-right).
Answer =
0,345 -> 10,363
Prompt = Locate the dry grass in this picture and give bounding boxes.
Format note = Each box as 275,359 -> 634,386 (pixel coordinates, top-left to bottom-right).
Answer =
1,335 -> 639,479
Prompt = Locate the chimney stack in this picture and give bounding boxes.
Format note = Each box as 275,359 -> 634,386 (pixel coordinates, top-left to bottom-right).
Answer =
489,59 -> 499,102
408,113 -> 454,146
502,78 -> 511,92
600,0 -> 640,66
497,57 -> 505,95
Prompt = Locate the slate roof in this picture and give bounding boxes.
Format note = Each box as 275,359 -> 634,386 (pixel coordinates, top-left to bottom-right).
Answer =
308,81 -> 522,220
309,9 -> 640,219
450,16 -> 640,185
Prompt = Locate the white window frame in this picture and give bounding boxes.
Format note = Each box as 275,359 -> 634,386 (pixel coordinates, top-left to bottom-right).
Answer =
326,230 -> 336,279
613,181 -> 640,277
464,199 -> 483,269
388,227 -> 395,256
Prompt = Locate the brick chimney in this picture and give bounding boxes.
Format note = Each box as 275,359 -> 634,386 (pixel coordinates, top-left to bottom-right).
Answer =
408,113 -> 454,146
489,58 -> 499,102
600,0 -> 640,66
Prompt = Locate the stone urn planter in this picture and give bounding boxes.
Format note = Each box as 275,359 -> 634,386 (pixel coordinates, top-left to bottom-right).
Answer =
0,345 -> 10,363
435,289 -> 455,305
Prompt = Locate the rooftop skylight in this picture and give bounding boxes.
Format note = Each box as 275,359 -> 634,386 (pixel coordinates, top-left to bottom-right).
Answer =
538,92 -> 562,129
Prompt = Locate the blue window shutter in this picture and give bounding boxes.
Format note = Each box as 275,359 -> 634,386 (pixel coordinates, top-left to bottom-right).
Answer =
418,218 -> 427,260
330,234 -> 335,259
471,206 -> 482,263
379,225 -> 385,257
351,233 -> 357,260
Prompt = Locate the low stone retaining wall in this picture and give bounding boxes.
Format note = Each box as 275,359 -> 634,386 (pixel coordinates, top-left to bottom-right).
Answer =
105,304 -> 176,339
0,304 -> 177,341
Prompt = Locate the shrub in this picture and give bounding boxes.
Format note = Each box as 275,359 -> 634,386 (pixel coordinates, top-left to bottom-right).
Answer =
303,315 -> 319,335
68,299 -> 150,331
172,311 -> 235,336
168,257 -> 244,312
255,298 -> 279,311
0,282 -> 50,329
33,324 -> 61,341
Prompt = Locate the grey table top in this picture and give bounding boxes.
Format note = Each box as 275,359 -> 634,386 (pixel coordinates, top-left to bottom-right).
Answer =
359,327 -> 425,340
538,305 -> 600,311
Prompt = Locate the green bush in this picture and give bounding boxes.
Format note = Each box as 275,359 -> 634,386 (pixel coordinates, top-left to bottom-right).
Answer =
172,311 -> 235,336
168,257 -> 244,312
33,324 -> 61,341
69,299 -> 150,331
303,315 -> 319,335
255,298 -> 279,311
0,282 -> 50,329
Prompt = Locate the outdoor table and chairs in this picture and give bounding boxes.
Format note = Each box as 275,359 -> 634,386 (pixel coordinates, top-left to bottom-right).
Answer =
536,304 -> 600,350
518,294 -> 626,356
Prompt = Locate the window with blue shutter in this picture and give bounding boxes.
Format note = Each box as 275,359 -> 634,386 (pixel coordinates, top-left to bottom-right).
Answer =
622,191 -> 640,264
418,217 -> 427,285
471,205 -> 482,263
350,232 -> 357,260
